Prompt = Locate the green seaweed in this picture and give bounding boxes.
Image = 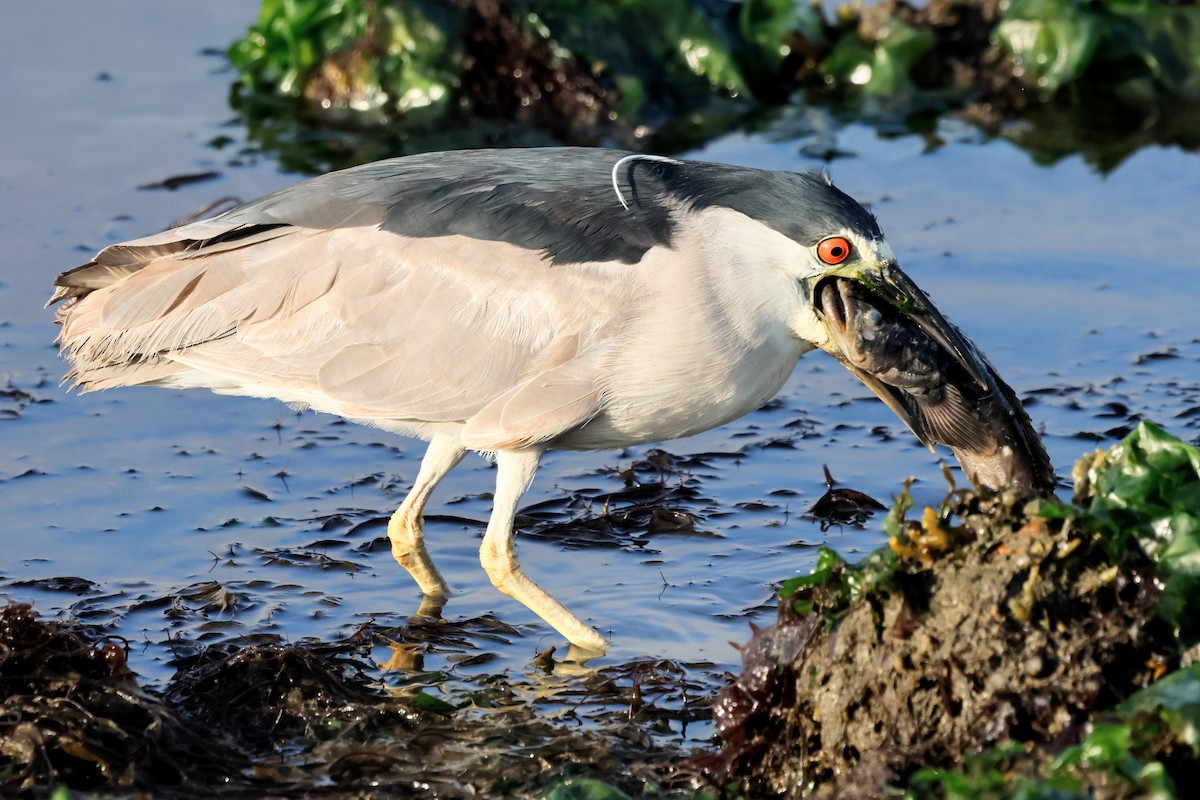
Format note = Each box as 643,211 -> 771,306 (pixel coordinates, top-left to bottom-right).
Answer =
907,664 -> 1200,798
820,17 -> 935,96
1048,421 -> 1200,642
780,538 -> 901,622
996,0 -> 1200,98
228,0 -> 460,122
545,778 -> 633,800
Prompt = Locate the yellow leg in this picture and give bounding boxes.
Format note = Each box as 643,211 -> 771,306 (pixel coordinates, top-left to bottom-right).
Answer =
388,433 -> 466,599
479,448 -> 608,652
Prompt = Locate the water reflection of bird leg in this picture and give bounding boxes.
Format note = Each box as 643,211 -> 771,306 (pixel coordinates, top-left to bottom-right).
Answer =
387,433 -> 467,601
380,641 -> 425,673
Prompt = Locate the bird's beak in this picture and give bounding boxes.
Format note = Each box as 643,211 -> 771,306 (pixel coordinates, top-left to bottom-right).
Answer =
809,261 -> 1056,494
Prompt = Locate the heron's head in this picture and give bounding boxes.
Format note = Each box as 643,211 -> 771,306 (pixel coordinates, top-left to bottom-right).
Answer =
613,153 -> 1052,492
672,163 -> 1054,494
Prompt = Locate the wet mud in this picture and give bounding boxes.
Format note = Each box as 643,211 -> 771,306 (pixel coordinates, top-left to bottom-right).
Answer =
0,601 -> 711,798
0,603 -> 245,794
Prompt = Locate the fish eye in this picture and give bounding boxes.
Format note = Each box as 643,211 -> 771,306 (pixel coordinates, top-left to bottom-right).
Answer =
817,237 -> 852,265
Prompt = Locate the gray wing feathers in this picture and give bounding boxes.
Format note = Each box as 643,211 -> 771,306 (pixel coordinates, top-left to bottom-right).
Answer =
220,148 -> 671,264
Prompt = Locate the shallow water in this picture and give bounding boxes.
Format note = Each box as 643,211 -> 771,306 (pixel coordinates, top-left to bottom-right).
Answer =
2,1 -> 1197,757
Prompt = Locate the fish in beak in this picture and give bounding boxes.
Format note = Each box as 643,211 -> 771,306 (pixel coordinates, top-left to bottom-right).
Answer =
811,262 -> 1056,495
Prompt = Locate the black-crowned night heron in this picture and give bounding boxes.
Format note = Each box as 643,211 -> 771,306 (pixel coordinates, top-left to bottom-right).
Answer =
50,147 -> 1053,652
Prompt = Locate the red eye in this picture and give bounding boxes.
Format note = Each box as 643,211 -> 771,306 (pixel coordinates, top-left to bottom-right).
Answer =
817,237 -> 852,265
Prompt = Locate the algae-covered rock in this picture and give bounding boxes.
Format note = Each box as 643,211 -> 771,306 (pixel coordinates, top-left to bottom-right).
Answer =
701,422 -> 1200,797
227,0 -> 1200,171
227,0 -> 808,166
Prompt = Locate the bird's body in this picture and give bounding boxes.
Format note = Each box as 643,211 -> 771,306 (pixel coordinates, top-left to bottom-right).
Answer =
51,147 -> 1053,652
